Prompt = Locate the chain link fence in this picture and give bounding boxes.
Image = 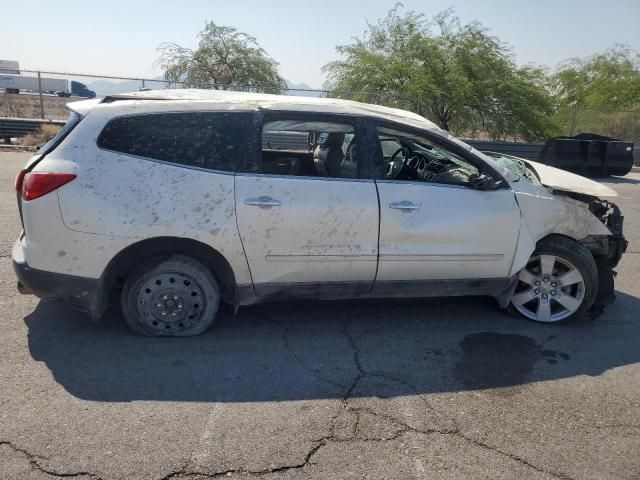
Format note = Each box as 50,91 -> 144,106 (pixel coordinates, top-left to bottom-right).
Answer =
1,69 -> 638,146
0,69 -> 419,120
553,105 -> 640,144
0,70 -> 183,120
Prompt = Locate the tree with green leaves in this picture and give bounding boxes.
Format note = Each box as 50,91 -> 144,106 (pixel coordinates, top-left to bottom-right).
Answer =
156,21 -> 286,93
554,45 -> 640,110
323,6 -> 556,141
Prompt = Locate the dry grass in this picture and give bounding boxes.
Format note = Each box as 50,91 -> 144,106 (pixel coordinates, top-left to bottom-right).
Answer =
18,124 -> 61,147
1,92 -> 76,120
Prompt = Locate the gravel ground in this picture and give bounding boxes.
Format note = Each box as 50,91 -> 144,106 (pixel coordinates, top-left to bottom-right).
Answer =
1,152 -> 639,479
0,93 -> 75,121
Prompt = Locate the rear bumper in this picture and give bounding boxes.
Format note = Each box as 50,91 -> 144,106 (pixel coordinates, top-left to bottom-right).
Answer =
12,240 -> 101,319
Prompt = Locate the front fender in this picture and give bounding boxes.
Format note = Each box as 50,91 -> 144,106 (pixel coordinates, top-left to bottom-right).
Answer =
509,183 -> 611,277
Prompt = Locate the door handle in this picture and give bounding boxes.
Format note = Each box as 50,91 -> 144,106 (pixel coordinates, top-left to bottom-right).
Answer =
244,196 -> 281,207
389,201 -> 419,211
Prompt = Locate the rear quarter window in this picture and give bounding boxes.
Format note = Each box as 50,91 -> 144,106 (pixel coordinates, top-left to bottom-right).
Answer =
97,111 -> 254,171
39,112 -> 82,154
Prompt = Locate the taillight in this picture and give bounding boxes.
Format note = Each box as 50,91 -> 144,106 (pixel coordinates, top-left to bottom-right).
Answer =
14,169 -> 27,193
22,172 -> 76,201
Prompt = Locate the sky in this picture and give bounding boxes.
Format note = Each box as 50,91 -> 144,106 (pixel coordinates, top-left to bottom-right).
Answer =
2,0 -> 639,88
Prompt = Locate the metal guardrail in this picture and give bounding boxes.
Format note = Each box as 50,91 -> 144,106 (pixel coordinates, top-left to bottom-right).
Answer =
0,117 -> 65,141
464,140 -> 544,161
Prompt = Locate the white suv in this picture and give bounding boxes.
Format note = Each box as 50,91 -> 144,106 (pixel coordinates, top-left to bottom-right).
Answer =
13,90 -> 627,336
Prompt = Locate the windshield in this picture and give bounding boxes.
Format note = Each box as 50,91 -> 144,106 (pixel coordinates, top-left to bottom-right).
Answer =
433,132 -> 521,183
38,112 -> 81,154
410,140 -> 478,174
480,150 -> 547,187
481,152 -> 527,178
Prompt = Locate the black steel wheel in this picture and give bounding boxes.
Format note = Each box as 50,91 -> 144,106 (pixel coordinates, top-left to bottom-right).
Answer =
121,254 -> 219,337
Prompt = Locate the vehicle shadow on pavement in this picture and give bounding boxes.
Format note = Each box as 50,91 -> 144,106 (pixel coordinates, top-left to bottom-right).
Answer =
605,175 -> 640,185
24,292 -> 640,402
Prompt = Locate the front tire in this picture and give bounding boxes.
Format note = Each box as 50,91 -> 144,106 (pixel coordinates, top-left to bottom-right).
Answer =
121,254 -> 220,336
510,236 -> 598,323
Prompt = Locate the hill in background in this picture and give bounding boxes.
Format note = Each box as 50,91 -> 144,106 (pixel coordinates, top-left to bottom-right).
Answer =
83,78 -> 322,97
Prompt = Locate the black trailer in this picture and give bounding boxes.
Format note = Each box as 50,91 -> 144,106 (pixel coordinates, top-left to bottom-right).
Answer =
538,133 -> 634,177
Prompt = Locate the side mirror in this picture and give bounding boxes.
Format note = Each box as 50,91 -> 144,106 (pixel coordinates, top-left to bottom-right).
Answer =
469,173 -> 503,191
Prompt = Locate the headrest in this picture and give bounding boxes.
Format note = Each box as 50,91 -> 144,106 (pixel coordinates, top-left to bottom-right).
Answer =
319,132 -> 345,148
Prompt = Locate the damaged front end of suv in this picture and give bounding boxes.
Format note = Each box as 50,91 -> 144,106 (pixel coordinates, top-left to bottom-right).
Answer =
573,196 -> 627,312
580,197 -> 628,269
483,151 -> 628,318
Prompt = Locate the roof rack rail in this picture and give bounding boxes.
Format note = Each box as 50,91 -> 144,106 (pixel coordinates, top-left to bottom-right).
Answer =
101,94 -> 170,103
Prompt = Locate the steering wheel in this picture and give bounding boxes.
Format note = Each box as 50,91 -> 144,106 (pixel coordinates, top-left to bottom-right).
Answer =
386,146 -> 411,179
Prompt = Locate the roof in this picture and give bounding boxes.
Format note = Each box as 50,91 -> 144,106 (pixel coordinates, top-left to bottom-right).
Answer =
67,88 -> 516,182
82,89 -> 441,132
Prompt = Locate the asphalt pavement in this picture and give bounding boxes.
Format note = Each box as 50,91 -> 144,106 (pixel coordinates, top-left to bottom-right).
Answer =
1,152 -> 639,479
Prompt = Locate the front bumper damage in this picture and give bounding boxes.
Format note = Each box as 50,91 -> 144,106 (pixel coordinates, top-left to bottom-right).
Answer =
581,199 -> 628,268
580,199 -> 628,316
580,234 -> 628,268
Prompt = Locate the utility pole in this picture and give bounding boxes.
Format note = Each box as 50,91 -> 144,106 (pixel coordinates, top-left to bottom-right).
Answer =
37,71 -> 45,119
569,103 -> 577,136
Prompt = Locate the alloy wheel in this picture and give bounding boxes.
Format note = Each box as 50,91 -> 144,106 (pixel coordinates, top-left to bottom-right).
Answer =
512,254 -> 585,323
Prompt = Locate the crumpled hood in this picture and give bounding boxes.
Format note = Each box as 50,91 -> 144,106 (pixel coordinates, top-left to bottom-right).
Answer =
524,160 -> 618,198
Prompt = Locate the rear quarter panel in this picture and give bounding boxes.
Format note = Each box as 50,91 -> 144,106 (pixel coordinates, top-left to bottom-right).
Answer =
40,106 -> 252,284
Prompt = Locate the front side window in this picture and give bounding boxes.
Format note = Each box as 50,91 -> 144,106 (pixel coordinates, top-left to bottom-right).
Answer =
97,112 -> 254,171
375,127 -> 479,185
242,117 -> 361,179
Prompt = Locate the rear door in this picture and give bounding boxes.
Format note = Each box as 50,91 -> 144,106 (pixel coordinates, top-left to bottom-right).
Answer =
234,113 -> 379,297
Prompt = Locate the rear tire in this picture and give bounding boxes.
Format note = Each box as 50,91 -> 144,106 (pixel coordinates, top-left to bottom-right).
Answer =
509,236 -> 598,323
121,254 -> 220,337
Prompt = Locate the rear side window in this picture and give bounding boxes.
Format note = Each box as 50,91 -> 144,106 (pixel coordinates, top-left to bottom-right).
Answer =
97,112 -> 254,171
39,112 -> 82,154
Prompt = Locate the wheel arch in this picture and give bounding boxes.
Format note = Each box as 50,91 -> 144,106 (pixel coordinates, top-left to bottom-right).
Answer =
538,233 -> 584,247
96,237 -> 238,318
509,219 -> 592,278
505,233 -> 601,322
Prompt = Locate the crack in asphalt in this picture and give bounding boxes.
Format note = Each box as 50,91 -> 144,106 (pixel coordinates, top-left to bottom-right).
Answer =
270,317 -> 349,391
158,439 -> 326,479
336,322 -> 575,480
0,441 -> 104,479
1,309 -> 574,480
155,424 -> 576,480
450,433 -> 576,480
255,311 -> 574,480
341,318 -> 364,398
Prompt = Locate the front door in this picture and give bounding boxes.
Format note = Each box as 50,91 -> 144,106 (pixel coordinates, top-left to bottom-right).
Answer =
371,124 -> 521,282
